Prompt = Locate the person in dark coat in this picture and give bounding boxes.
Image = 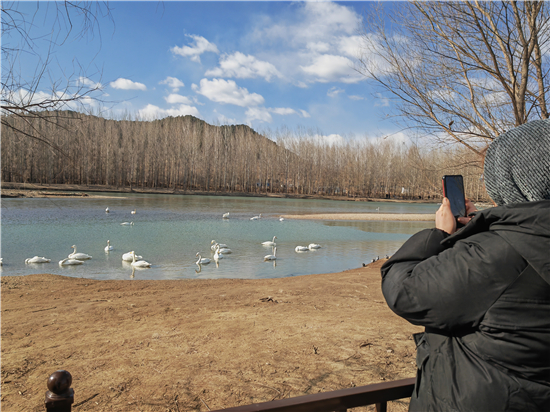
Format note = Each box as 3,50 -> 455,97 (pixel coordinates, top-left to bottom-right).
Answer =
381,119 -> 550,411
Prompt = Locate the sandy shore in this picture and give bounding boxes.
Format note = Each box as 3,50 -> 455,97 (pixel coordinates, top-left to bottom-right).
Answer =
1,261 -> 420,412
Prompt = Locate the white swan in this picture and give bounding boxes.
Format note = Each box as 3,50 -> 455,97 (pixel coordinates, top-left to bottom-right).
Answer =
308,243 -> 321,250
25,256 -> 51,264
122,251 -> 142,262
131,209 -> 136,214
262,236 -> 277,246
104,240 -> 114,252
214,245 -> 224,262
196,253 -> 211,265
59,257 -> 83,266
130,251 -> 151,268
250,213 -> 262,220
105,207 -> 110,213
120,222 -> 134,226
264,247 -> 277,261
222,212 -> 230,219
68,245 -> 92,260
279,216 -> 285,221
217,245 -> 232,254
295,246 -> 309,252
211,240 -> 229,251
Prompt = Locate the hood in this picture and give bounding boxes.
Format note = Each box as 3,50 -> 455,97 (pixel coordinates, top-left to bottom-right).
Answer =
443,200 -> 550,283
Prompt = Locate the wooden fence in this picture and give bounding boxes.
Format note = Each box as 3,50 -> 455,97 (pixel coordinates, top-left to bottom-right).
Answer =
44,370 -> 415,412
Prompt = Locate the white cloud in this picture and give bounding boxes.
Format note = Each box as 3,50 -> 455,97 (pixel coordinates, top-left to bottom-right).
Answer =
110,78 -> 147,91
205,52 -> 282,81
159,77 -> 184,92
246,107 -> 272,123
138,103 -> 200,120
327,86 -> 344,97
171,34 -> 219,63
348,95 -> 365,101
314,133 -> 345,146
193,78 -> 264,107
300,109 -> 311,118
214,112 -> 237,125
78,77 -> 102,89
374,93 -> 390,107
337,35 -> 364,58
301,54 -> 362,83
270,107 -> 296,115
164,93 -> 192,105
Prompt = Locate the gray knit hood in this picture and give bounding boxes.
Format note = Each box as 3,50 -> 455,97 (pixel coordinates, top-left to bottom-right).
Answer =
484,119 -> 550,206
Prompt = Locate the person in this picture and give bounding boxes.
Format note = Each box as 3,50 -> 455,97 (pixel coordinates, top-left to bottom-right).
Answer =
381,119 -> 550,411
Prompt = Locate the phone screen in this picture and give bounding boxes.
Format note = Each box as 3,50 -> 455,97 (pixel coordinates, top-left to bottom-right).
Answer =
442,175 -> 466,218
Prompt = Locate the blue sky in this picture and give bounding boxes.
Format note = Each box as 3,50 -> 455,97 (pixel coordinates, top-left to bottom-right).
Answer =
10,1 -> 402,144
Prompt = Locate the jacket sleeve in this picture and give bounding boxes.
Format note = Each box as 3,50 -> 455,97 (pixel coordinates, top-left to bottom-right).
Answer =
381,228 -> 526,331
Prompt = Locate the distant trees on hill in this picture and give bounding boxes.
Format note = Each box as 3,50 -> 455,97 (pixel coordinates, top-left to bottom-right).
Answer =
1,111 -> 489,201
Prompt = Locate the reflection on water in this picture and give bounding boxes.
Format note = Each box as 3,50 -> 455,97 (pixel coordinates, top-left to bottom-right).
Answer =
1,193 -> 437,280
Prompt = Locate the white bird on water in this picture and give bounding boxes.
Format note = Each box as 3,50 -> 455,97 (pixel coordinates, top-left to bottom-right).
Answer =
214,245 -> 224,262
222,212 -> 230,219
130,251 -> 151,268
308,243 -> 321,250
68,245 -> 92,260
59,257 -> 83,266
196,253 -> 211,265
120,222 -> 134,226
131,209 -> 136,214
104,240 -> 114,252
25,256 -> 51,264
250,213 -> 262,220
105,207 -> 110,213
122,251 -> 142,262
279,216 -> 285,221
262,236 -> 277,247
211,240 -> 229,251
264,247 -> 277,261
295,246 -> 308,252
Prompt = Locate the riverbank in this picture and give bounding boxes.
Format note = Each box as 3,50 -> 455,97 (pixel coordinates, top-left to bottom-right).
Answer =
1,182 -> 438,204
1,260 -> 419,412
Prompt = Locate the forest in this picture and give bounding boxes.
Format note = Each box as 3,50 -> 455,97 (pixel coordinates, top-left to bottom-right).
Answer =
1,111 -> 489,201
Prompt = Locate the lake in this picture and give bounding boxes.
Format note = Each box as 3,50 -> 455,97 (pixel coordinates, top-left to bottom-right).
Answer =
0,193 -> 438,280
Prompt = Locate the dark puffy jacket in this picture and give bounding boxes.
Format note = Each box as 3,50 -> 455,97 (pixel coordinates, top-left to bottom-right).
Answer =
381,200 -> 550,411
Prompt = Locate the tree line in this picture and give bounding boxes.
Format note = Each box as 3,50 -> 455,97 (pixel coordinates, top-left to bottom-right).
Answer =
1,111 -> 489,201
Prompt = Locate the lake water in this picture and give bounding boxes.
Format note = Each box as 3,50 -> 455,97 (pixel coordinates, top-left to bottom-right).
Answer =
0,193 -> 438,280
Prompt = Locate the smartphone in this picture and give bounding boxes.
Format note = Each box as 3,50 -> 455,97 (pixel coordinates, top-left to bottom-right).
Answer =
442,175 -> 466,218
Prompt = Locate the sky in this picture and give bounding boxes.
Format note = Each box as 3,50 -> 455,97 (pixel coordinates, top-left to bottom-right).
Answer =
8,1 -> 403,145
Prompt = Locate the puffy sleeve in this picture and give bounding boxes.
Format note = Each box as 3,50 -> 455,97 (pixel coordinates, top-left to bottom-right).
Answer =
381,228 -> 526,331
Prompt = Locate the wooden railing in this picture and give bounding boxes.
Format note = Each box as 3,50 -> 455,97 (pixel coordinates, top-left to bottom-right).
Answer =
44,370 -> 415,412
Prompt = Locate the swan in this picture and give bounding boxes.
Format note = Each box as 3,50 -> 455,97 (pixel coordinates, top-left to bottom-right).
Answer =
131,209 -> 136,214
68,245 -> 92,260
105,207 -> 110,213
250,213 -> 262,220
214,245 -> 224,262
262,236 -> 277,247
295,246 -> 309,252
264,247 -> 277,261
196,253 -> 211,265
308,243 -> 321,250
279,216 -> 285,221
120,222 -> 134,226
104,240 -> 114,252
59,257 -> 83,266
211,240 -> 229,251
217,245 -> 232,254
222,212 -> 229,219
130,251 -> 151,268
25,256 -> 51,264
122,251 -> 143,262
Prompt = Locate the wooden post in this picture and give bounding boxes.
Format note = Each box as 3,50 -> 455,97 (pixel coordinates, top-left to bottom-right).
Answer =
45,370 -> 74,411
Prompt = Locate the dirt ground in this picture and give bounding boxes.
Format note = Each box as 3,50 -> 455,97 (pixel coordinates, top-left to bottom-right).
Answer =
1,260 -> 423,412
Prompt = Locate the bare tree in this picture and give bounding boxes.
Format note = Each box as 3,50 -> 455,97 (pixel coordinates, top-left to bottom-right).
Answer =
358,1 -> 550,153
1,1 -> 112,152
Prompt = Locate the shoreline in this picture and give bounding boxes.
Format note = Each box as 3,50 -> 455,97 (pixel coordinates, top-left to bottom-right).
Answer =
1,181 -> 439,204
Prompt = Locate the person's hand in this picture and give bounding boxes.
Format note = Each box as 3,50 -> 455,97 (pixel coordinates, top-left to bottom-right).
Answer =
457,199 -> 477,226
436,197 -> 456,235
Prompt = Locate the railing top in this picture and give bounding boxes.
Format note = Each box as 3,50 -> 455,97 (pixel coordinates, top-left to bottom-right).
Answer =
211,377 -> 415,412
